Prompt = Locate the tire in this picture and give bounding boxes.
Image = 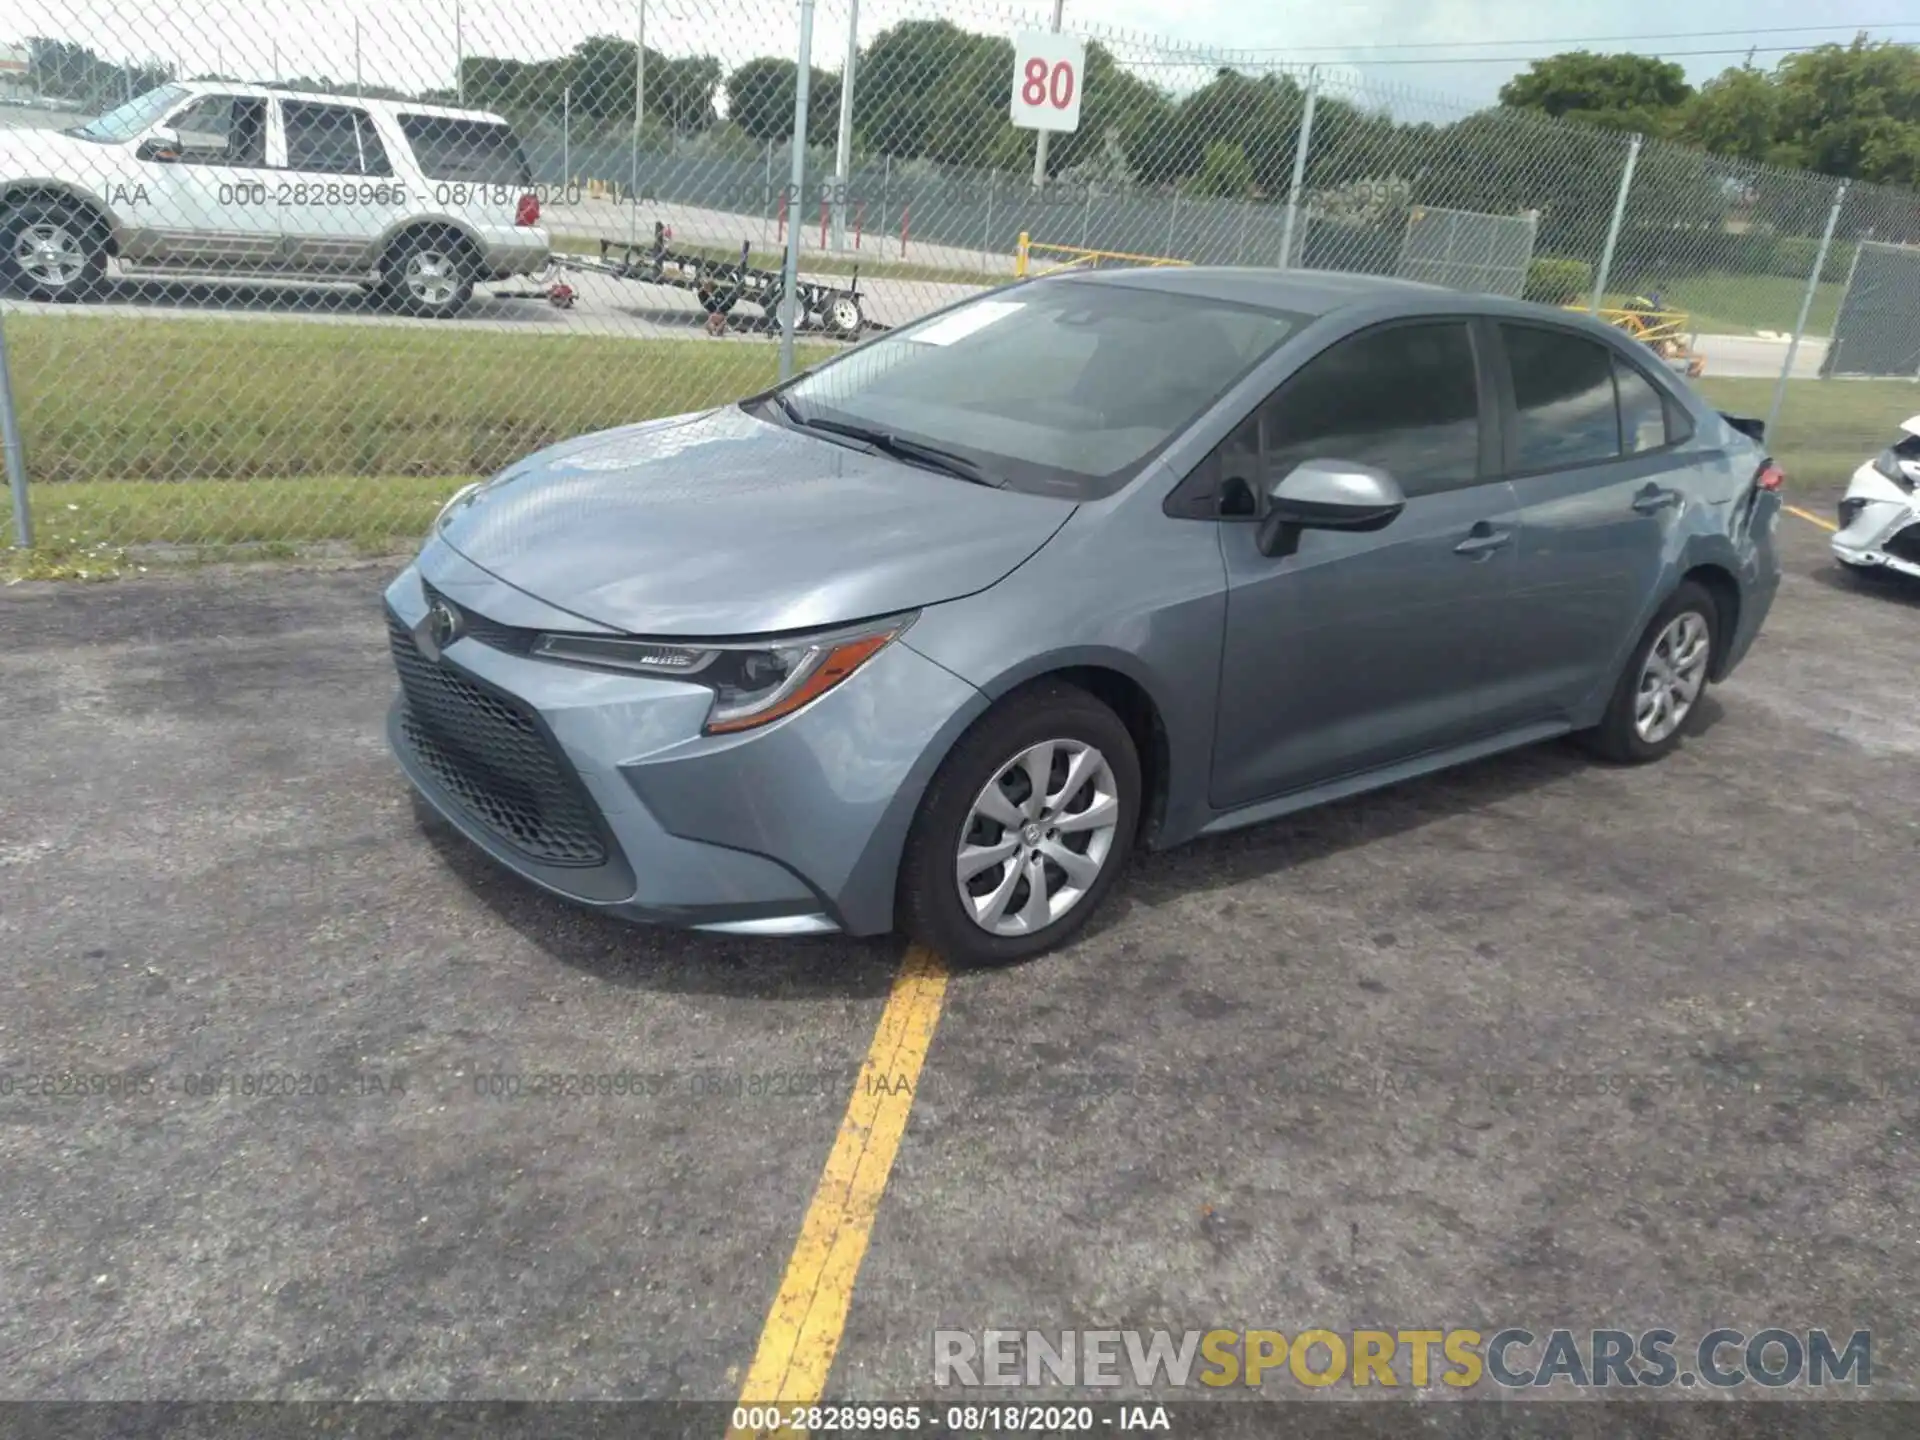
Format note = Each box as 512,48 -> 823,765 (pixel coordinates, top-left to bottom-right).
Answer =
898,681 -> 1141,966
1,199 -> 107,302
822,292 -> 863,336
1581,580 -> 1719,765
379,230 -> 476,318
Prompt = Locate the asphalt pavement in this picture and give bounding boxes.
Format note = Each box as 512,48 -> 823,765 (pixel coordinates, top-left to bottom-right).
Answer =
3,502 -> 1916,1409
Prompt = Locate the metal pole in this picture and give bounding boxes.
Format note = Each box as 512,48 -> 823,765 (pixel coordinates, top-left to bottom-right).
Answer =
562,85 -> 570,187
1236,195 -> 1251,264
454,1 -> 463,103
353,19 -> 361,97
0,309 -> 32,550
1589,132 -> 1642,315
1766,180 -> 1848,444
1166,186 -> 1177,256
779,0 -> 816,380
627,0 -> 645,250
831,0 -> 858,251
984,170 -> 995,251
272,39 -> 280,84
1278,65 -> 1318,269
1030,0 -> 1064,189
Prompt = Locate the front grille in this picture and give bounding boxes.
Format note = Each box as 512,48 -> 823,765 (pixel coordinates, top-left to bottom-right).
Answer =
422,582 -> 535,654
1884,524 -> 1920,567
387,613 -> 607,866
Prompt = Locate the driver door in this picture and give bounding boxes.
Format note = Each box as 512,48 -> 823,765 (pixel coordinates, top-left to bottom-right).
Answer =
1209,318 -> 1522,810
130,92 -> 280,271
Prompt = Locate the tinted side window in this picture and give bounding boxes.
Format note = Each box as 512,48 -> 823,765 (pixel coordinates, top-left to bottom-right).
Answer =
399,115 -> 533,185
284,102 -> 366,174
1615,358 -> 1670,454
1262,322 -> 1481,498
1502,325 -> 1620,471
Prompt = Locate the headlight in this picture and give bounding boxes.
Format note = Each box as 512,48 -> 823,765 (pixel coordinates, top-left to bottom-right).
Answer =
1872,448 -> 1916,491
531,613 -> 915,734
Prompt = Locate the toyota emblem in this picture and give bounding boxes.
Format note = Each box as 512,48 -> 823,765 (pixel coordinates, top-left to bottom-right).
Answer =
414,598 -> 462,661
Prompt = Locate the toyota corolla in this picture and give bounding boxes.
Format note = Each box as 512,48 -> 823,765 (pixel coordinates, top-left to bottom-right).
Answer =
383,268 -> 1782,964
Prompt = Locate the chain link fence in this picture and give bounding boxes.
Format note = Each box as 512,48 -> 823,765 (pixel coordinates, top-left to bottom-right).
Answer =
4,0 -> 1920,569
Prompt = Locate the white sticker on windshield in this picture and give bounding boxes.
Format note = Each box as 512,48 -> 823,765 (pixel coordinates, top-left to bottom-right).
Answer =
907,300 -> 1025,346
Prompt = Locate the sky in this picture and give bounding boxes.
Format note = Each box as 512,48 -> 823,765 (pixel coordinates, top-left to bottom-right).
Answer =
9,0 -> 1919,114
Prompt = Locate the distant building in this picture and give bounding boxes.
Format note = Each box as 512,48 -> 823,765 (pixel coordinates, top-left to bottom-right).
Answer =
0,42 -> 31,103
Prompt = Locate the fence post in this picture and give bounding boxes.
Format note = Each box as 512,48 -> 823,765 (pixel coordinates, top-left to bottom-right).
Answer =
1166,185 -> 1178,257
1278,64 -> 1319,270
1589,132 -> 1642,315
454,0 -> 463,104
779,0 -> 816,380
1236,195 -> 1251,264
1766,180 -> 1848,446
561,86 -> 570,188
627,0 -> 646,252
1016,231 -> 1029,277
832,0 -> 859,250
985,170 -> 995,252
0,308 -> 30,550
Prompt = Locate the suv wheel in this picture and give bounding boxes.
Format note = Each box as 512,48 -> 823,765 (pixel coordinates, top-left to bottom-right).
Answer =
898,681 -> 1140,966
2,201 -> 106,302
381,231 -> 475,318
1582,580 -> 1719,764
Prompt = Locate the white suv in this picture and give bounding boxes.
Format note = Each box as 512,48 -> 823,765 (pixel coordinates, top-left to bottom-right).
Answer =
0,82 -> 551,317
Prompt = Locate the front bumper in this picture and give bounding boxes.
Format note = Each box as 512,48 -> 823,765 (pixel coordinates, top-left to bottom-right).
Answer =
382,543 -> 986,937
1832,462 -> 1920,578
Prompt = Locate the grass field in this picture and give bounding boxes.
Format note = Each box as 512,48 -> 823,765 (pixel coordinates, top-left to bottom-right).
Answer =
1607,273 -> 1844,338
3,312 -> 1914,580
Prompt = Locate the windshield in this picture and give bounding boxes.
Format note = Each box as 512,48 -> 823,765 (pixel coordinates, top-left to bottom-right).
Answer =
68,85 -> 191,142
778,279 -> 1305,499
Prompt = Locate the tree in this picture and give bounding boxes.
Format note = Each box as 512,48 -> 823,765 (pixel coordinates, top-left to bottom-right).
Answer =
1678,66 -> 1781,164
1499,51 -> 1693,135
724,57 -> 840,146
1768,38 -> 1920,186
1192,140 -> 1254,197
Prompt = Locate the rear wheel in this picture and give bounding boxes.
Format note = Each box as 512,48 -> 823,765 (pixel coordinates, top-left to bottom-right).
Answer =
2,200 -> 107,302
898,682 -> 1140,967
1581,581 -> 1718,764
380,230 -> 476,318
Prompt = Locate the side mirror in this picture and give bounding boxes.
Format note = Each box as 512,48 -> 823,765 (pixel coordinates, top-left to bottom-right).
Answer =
137,128 -> 182,162
1257,459 -> 1406,557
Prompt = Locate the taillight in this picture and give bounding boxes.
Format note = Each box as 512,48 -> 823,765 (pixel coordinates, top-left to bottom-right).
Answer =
1756,461 -> 1785,492
515,192 -> 540,227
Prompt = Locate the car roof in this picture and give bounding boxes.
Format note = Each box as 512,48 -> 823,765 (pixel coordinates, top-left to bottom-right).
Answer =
1050,263 -> 1647,345
169,79 -> 512,128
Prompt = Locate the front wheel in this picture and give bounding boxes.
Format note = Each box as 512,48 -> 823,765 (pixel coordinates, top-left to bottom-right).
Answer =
2,200 -> 107,302
898,682 -> 1140,966
1581,581 -> 1719,764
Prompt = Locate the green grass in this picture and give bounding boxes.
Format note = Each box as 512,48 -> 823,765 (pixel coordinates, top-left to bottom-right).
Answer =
1606,272 -> 1843,338
550,232 -> 1004,286
5,313 -> 835,485
1697,375 -> 1920,487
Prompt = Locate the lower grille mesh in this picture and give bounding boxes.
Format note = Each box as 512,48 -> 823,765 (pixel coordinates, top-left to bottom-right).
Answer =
387,614 -> 606,866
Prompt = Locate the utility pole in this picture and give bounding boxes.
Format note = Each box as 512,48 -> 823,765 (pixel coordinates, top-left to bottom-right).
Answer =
780,0 -> 817,379
1030,0 -> 1064,188
628,0 -> 646,250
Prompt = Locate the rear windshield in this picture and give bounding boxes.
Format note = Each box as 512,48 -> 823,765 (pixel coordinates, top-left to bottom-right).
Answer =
398,115 -> 533,184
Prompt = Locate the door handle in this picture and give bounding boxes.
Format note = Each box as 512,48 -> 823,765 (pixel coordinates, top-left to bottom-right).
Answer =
1632,484 -> 1681,515
1453,523 -> 1512,558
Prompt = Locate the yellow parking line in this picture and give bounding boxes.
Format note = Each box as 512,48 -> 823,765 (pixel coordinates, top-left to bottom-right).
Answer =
728,945 -> 950,1436
1786,504 -> 1838,533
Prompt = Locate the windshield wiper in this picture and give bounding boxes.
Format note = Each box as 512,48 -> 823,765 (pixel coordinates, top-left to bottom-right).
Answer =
785,411 -> 999,487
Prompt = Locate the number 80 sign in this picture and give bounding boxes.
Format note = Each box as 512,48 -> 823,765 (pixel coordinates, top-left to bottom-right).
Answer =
1009,31 -> 1086,133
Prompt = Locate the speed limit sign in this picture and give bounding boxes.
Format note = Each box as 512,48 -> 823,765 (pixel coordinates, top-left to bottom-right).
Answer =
1009,31 -> 1085,133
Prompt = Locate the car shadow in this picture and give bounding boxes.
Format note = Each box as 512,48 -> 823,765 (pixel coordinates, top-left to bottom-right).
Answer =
1066,734 -> 1611,960
410,793 -> 903,1001
1808,560 -> 1920,609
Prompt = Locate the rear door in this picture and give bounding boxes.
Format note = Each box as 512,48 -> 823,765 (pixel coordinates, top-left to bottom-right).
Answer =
1487,321 -> 1697,722
128,92 -> 279,269
1209,318 -> 1522,809
277,99 -> 407,273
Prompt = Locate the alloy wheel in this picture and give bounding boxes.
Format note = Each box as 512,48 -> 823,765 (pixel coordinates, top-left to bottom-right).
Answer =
955,738 -> 1121,937
14,222 -> 85,289
405,250 -> 458,307
1634,610 -> 1710,744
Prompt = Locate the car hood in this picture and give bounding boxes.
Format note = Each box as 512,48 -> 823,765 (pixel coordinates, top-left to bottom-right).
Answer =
438,406 -> 1076,637
0,127 -> 120,178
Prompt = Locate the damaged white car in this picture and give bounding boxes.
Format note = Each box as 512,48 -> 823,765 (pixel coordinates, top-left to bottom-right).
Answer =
1834,415 -> 1920,578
